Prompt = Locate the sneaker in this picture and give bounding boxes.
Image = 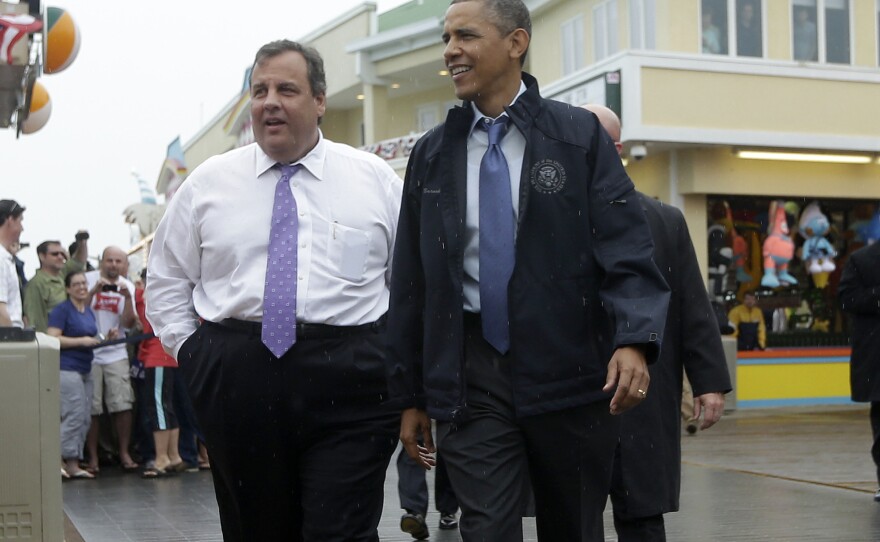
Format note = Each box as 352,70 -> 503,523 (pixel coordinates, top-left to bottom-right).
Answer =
874,489 -> 880,502
400,511 -> 429,540
439,512 -> 458,530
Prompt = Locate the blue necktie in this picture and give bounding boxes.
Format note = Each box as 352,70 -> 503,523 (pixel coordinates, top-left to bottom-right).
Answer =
479,116 -> 514,354
262,163 -> 301,358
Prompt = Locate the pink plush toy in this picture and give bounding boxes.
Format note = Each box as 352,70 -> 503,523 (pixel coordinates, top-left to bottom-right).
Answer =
761,200 -> 798,288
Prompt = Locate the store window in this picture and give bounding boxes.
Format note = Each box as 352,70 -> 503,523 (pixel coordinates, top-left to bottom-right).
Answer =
792,0 -> 851,64
592,0 -> 619,61
706,196 -> 874,349
629,0 -> 656,50
561,15 -> 585,75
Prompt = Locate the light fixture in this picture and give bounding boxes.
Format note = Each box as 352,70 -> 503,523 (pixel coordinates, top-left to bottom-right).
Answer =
735,149 -> 872,164
390,83 -> 401,89
439,69 -> 449,76
356,94 -> 365,100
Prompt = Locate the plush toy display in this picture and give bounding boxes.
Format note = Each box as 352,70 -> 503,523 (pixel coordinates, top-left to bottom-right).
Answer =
761,200 -> 798,288
798,201 -> 837,288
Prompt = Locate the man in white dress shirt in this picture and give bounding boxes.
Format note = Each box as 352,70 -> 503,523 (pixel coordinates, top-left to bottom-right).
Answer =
0,200 -> 25,328
147,40 -> 403,542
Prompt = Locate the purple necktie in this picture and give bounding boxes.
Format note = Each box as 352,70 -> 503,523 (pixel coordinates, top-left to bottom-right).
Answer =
262,163 -> 301,358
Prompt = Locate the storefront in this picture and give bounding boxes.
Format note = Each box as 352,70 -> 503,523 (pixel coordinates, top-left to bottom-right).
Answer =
706,194 -> 878,407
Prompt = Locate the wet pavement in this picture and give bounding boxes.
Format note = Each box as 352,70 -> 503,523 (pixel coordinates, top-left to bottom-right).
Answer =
62,405 -> 880,541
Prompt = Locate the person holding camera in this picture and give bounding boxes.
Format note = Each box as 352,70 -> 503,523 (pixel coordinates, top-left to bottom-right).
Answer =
84,246 -> 138,474
23,231 -> 89,332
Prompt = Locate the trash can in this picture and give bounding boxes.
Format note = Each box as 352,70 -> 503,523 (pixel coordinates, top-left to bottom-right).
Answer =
0,328 -> 62,541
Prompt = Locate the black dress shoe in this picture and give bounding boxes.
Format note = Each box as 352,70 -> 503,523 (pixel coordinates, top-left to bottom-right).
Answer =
401,511 -> 429,540
874,489 -> 880,502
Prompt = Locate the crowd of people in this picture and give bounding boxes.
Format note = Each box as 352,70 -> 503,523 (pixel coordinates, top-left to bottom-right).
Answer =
2,0 -> 877,541
0,202 -> 209,482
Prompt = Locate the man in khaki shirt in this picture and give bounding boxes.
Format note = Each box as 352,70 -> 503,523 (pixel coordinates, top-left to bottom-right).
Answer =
24,234 -> 89,332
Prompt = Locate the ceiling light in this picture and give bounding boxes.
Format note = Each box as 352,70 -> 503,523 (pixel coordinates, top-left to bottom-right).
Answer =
735,150 -> 872,164
356,94 -> 365,100
390,83 -> 401,89
439,69 -> 449,76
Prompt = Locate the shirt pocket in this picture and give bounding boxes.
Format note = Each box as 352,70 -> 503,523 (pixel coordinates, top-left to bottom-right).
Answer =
329,222 -> 372,281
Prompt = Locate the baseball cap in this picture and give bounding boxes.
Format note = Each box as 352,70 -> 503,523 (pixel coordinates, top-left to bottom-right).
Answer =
0,200 -> 25,222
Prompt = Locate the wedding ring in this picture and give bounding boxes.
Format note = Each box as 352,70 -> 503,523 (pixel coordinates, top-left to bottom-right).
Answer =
637,389 -> 647,396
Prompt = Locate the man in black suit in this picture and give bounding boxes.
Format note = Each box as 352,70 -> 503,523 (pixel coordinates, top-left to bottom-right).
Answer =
839,241 -> 880,502
385,1 -> 670,539
584,104 -> 731,541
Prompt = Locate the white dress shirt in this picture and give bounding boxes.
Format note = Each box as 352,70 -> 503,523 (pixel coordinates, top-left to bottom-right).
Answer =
462,82 -> 527,312
0,245 -> 23,328
146,133 -> 403,358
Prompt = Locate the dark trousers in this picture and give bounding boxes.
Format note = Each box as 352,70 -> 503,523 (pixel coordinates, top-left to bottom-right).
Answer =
397,444 -> 458,515
438,323 -> 619,542
871,402 -> 880,485
173,367 -> 202,465
612,513 -> 666,542
179,321 -> 398,542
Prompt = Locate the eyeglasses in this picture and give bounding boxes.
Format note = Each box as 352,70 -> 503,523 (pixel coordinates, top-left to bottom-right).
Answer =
69,281 -> 88,287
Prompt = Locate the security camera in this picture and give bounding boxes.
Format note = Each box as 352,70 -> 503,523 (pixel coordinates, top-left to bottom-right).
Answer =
630,144 -> 647,161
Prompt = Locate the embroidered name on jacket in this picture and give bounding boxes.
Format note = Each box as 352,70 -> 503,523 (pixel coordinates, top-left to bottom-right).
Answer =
530,160 -> 566,194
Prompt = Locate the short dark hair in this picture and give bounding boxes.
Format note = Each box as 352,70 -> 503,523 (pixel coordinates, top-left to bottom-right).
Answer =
251,40 -> 327,98
0,199 -> 24,226
450,0 -> 531,65
64,270 -> 85,288
36,240 -> 62,256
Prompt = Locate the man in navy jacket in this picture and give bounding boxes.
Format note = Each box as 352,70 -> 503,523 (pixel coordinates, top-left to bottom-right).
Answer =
385,0 -> 670,539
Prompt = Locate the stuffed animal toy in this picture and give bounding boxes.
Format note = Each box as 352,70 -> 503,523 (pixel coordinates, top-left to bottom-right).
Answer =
798,202 -> 837,288
761,200 -> 798,288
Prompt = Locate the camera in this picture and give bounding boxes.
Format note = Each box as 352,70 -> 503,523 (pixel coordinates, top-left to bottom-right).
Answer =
630,144 -> 648,161
101,284 -> 118,292
75,231 -> 90,241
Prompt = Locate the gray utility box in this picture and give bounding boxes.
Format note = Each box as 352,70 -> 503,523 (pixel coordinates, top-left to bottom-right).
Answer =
722,335 -> 737,412
0,329 -> 62,541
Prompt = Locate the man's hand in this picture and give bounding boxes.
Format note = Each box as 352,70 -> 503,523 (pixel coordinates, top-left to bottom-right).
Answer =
603,345 -> 650,415
400,407 -> 436,470
694,392 -> 725,430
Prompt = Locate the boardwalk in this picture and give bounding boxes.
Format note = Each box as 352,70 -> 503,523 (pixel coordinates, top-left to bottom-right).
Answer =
62,405 -> 880,541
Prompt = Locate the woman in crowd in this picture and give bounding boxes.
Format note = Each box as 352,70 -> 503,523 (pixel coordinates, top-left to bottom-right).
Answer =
48,271 -> 105,479
135,270 -> 185,478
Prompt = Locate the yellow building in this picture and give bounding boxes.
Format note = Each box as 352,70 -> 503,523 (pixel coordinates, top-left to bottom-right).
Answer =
154,0 -> 880,407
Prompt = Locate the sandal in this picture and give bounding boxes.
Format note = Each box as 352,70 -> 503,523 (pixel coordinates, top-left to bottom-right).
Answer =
141,467 -> 171,479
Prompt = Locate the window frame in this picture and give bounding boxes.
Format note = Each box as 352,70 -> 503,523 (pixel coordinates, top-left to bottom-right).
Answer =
790,0 -> 854,65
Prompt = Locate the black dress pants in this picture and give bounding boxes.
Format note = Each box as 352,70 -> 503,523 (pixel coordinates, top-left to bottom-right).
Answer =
397,444 -> 458,516
178,321 -> 398,542
438,322 -> 620,541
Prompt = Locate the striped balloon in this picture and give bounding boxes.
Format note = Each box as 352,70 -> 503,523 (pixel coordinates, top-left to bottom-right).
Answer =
22,81 -> 51,134
44,7 -> 80,74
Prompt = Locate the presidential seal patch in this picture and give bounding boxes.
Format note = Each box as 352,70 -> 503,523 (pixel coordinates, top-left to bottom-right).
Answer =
530,160 -> 566,194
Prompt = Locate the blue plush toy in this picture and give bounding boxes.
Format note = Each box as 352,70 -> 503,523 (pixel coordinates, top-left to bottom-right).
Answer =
798,202 -> 837,287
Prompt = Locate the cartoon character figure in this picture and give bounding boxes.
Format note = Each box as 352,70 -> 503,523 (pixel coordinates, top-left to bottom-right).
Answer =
761,200 -> 798,288
719,202 -> 752,284
798,201 -> 837,288
858,207 -> 880,245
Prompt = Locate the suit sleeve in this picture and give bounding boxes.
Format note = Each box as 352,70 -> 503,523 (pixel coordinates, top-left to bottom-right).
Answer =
385,140 -> 427,410
839,251 -> 880,316
669,207 -> 732,396
586,115 -> 670,363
